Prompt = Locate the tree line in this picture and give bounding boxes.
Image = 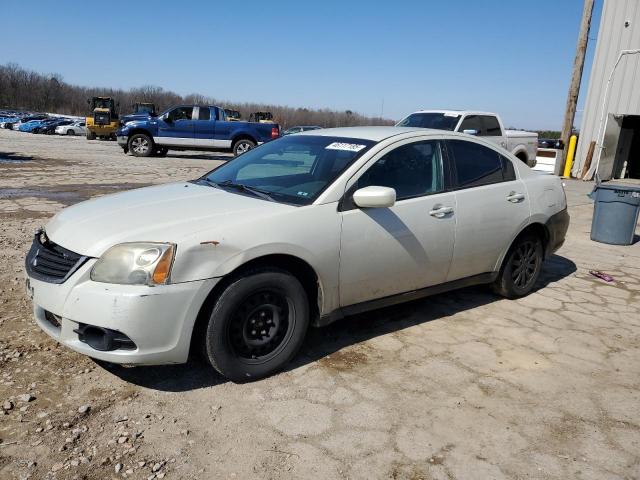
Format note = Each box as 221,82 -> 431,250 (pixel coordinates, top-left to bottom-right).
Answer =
0,63 -> 394,128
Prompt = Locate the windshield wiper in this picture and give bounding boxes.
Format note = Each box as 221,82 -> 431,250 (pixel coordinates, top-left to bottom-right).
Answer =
216,180 -> 276,202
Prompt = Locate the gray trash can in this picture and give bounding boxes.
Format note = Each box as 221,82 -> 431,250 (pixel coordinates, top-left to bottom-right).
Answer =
589,183 -> 640,245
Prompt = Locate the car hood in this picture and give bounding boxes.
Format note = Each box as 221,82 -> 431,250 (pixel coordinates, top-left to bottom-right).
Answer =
46,182 -> 294,257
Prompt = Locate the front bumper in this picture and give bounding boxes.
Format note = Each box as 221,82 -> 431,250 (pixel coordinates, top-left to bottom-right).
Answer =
27,260 -> 219,364
116,135 -> 128,147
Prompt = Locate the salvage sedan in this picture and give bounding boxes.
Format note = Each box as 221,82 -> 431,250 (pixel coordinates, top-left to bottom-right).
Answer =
25,127 -> 569,381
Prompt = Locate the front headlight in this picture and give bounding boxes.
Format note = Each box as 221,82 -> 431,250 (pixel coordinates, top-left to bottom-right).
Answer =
90,242 -> 176,286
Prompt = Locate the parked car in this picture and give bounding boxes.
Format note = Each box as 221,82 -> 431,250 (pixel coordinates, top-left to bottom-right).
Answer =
397,110 -> 538,167
282,125 -> 322,135
11,114 -> 48,130
25,126 -> 568,382
55,121 -> 87,136
116,105 -> 281,157
19,118 -> 52,133
0,115 -> 20,128
538,138 -> 563,149
33,118 -> 72,134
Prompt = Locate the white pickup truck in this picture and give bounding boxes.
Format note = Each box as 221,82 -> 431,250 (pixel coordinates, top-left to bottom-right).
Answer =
397,110 -> 537,167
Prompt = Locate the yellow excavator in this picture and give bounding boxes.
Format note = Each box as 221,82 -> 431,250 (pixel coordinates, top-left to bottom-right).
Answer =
224,108 -> 242,121
249,111 -> 274,123
85,96 -> 119,140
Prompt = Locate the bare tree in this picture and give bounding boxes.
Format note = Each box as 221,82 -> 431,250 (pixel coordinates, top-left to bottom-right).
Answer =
0,63 -> 395,127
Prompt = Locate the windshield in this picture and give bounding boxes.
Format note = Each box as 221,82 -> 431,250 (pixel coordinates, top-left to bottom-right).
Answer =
397,113 -> 460,130
136,104 -> 154,114
200,135 -> 375,205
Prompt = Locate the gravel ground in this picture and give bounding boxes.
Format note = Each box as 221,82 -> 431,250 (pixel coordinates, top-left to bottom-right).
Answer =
0,128 -> 639,480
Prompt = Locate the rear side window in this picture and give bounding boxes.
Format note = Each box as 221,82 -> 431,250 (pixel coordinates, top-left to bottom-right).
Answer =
198,107 -> 211,121
448,140 -> 505,188
482,116 -> 502,136
501,154 -> 516,181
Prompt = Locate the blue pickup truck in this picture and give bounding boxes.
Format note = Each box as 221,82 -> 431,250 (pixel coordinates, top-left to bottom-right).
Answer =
116,105 -> 280,157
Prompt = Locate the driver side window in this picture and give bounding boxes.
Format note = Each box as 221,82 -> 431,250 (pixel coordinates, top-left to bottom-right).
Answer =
355,140 -> 444,201
167,107 -> 194,122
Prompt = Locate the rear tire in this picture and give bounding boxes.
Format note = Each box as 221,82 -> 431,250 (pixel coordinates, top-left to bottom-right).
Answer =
233,138 -> 256,157
493,234 -> 543,298
204,268 -> 309,382
128,133 -> 154,157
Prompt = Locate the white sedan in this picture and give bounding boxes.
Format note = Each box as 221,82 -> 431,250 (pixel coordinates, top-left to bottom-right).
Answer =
55,121 -> 86,136
25,127 -> 569,381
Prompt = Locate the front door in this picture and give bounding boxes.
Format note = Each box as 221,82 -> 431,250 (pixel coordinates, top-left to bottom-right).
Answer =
157,106 -> 195,145
339,139 -> 456,307
445,139 -> 530,281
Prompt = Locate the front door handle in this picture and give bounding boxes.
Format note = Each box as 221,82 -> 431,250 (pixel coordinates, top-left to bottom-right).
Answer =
429,206 -> 454,218
507,192 -> 525,203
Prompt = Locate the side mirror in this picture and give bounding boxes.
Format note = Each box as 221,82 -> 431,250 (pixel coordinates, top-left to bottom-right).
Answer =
163,115 -> 172,123
352,186 -> 396,208
462,129 -> 479,136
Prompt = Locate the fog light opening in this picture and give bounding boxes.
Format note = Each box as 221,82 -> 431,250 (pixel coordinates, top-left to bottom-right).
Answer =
74,324 -> 137,351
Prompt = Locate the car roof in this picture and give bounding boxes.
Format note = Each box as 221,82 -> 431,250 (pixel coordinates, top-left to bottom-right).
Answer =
296,126 -> 460,142
408,109 -> 496,116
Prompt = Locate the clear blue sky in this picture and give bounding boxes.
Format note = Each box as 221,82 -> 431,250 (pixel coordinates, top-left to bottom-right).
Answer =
2,0 -> 601,130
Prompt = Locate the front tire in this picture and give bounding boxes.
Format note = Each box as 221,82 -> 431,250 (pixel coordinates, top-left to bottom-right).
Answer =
204,268 -> 309,382
493,234 -> 543,298
233,138 -> 256,157
128,133 -> 154,157
66,130 -> 75,136
86,131 -> 96,140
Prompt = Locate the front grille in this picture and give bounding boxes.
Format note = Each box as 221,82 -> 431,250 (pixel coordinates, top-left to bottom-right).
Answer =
94,112 -> 110,125
25,231 -> 87,284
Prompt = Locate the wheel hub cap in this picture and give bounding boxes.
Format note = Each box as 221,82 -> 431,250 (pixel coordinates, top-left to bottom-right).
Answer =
511,241 -> 538,288
229,291 -> 290,360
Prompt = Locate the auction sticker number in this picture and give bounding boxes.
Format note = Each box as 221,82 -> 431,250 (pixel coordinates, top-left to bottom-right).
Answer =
325,142 -> 367,152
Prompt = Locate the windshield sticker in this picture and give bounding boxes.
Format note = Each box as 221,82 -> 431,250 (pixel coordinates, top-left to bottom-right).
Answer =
325,142 -> 367,152
444,112 -> 459,117
297,191 -> 309,197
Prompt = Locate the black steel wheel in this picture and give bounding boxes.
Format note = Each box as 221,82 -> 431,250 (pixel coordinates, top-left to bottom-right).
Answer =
493,233 -> 543,298
228,290 -> 293,362
204,268 -> 309,382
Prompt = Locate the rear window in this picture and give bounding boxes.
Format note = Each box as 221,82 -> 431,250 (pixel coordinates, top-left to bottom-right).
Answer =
397,113 -> 460,130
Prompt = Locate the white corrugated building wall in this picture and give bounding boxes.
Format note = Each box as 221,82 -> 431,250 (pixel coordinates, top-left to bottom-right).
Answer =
573,0 -> 640,180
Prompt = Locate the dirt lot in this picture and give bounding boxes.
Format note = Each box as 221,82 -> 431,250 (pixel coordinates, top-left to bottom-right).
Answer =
1,128 -> 639,480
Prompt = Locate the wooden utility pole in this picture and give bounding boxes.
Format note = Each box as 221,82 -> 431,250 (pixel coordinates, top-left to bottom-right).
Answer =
557,0 -> 595,176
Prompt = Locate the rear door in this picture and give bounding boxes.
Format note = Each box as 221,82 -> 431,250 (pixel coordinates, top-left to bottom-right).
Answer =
445,139 -> 530,281
339,138 -> 456,307
193,106 -> 216,147
211,108 -> 234,149
157,106 -> 195,145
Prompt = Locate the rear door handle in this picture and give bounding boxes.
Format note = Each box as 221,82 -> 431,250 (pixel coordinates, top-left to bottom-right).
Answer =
507,192 -> 525,203
429,206 -> 454,218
